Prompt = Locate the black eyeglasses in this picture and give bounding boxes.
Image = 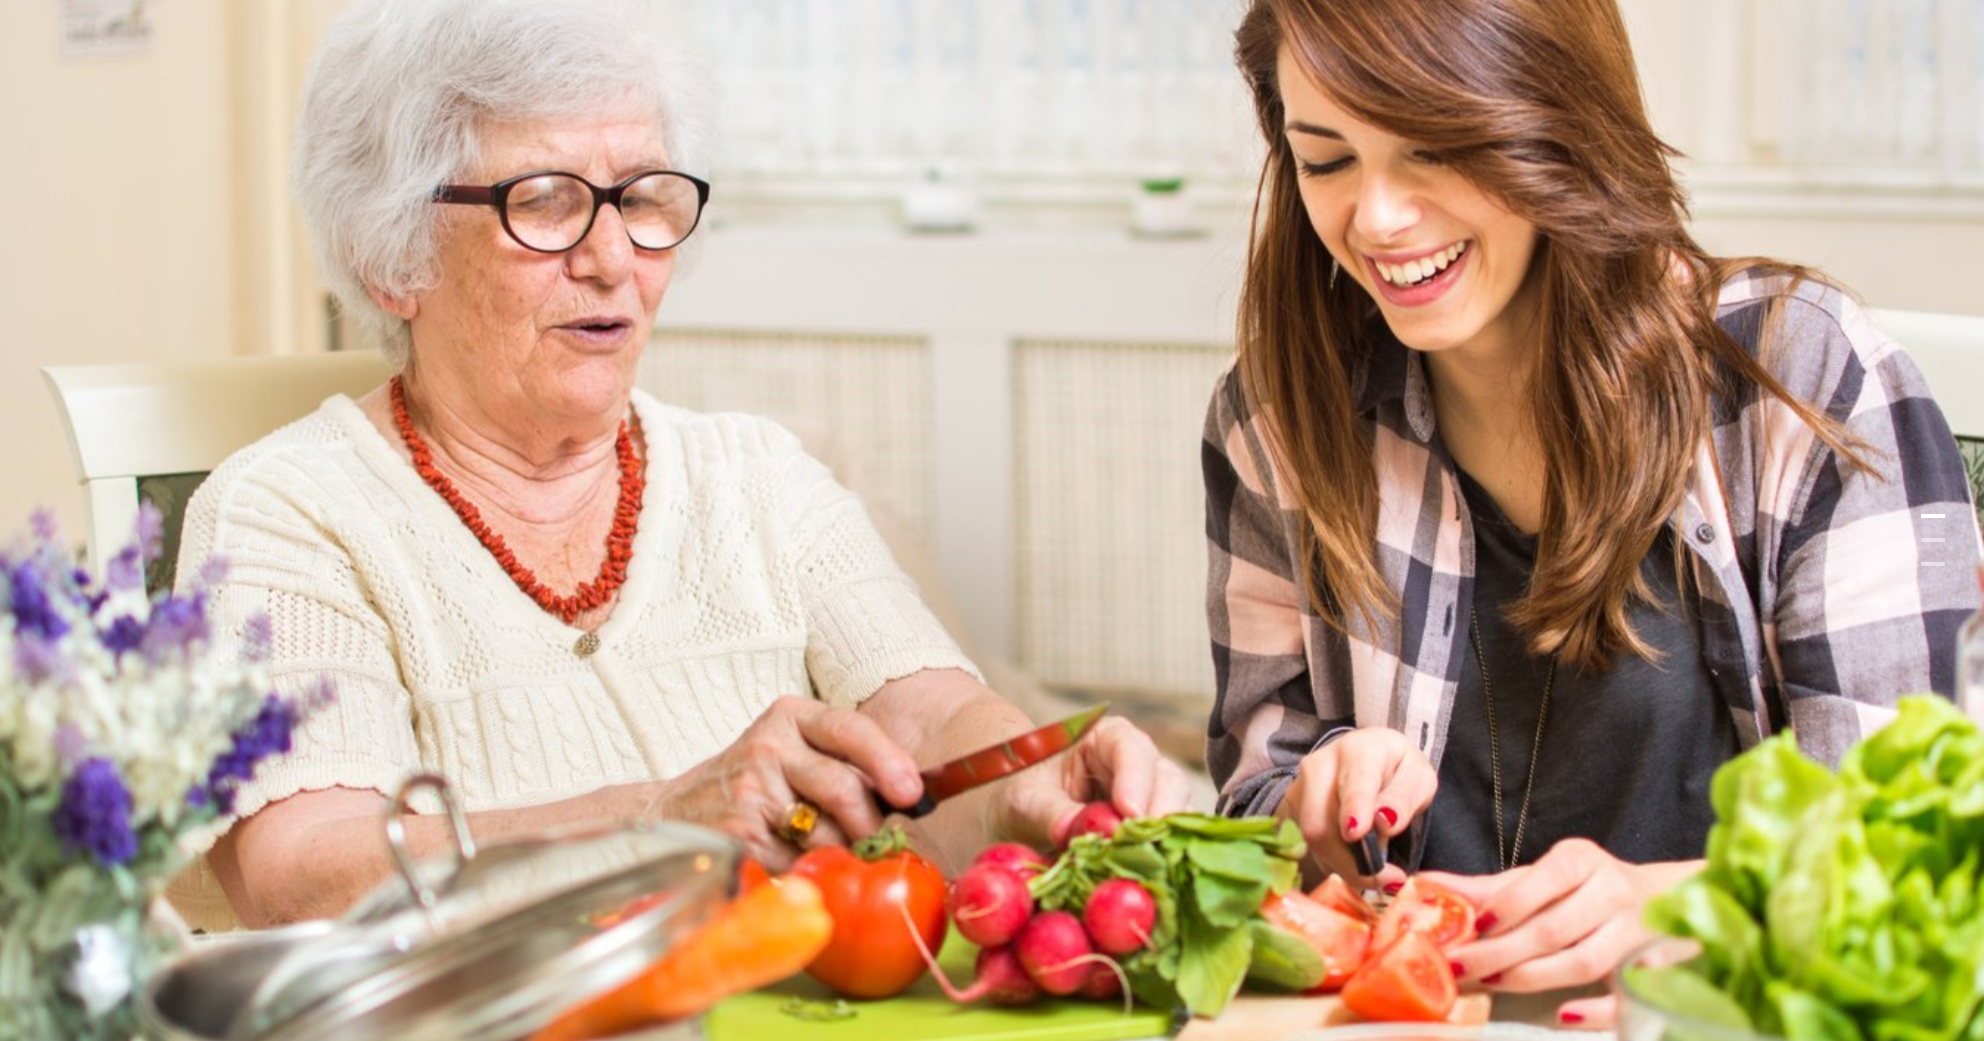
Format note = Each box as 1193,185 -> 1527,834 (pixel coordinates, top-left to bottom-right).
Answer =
433,170 -> 711,253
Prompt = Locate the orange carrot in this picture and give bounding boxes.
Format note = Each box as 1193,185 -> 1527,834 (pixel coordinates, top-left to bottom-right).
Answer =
532,875 -> 834,1041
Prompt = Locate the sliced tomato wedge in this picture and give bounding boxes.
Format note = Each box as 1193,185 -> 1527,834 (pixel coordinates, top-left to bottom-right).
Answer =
1371,876 -> 1477,953
1309,874 -> 1380,925
1340,930 -> 1458,1023
1260,890 -> 1371,993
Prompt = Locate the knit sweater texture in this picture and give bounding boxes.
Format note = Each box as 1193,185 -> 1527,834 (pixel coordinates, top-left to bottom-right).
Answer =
167,390 -> 977,928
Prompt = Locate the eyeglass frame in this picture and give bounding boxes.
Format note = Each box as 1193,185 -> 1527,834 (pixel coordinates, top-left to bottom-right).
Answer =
432,169 -> 712,254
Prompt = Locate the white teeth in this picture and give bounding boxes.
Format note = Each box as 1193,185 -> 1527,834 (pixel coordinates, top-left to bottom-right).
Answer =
1375,242 -> 1469,287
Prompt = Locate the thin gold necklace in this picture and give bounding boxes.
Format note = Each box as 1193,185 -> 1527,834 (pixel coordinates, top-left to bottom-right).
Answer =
1471,613 -> 1555,871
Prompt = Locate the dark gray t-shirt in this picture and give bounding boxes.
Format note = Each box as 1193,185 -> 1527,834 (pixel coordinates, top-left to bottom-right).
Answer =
1417,468 -> 1741,874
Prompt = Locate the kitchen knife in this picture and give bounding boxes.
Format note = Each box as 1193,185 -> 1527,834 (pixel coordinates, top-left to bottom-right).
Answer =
877,703 -> 1108,819
1351,828 -> 1387,878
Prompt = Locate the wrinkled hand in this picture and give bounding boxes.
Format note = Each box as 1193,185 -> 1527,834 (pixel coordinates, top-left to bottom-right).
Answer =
1277,727 -> 1435,887
993,715 -> 1196,849
1428,839 -> 1702,1029
655,695 -> 924,871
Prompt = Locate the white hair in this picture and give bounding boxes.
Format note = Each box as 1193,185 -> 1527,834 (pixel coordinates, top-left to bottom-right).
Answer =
293,0 -> 712,364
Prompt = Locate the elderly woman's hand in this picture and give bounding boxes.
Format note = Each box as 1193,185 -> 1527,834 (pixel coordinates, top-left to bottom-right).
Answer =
991,715 -> 1198,849
653,695 -> 926,871
1277,726 -> 1435,887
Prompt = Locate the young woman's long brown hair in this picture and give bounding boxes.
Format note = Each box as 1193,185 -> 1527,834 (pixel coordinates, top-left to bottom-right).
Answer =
1232,0 -> 1866,671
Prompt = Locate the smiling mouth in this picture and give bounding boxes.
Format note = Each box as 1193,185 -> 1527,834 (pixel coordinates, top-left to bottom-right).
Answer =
1372,241 -> 1470,288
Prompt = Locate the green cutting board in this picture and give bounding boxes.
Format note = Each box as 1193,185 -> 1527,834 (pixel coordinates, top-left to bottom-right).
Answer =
704,935 -> 1175,1041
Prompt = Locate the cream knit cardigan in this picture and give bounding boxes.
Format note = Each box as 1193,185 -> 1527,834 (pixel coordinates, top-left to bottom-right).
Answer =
168,391 -> 977,929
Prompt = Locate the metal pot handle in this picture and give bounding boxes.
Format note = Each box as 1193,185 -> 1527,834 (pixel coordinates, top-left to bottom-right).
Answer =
384,773 -> 477,913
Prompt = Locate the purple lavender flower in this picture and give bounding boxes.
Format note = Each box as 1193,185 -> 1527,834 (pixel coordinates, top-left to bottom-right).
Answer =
105,545 -> 143,594
134,503 -> 164,565
54,758 -> 139,866
242,613 -> 273,663
193,694 -> 300,815
101,614 -> 145,657
7,558 -> 70,640
199,555 -> 230,586
11,630 -> 70,685
139,592 -> 209,663
30,508 -> 59,542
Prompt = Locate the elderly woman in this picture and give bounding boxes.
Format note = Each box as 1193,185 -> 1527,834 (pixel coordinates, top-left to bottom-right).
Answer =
171,0 -> 1189,931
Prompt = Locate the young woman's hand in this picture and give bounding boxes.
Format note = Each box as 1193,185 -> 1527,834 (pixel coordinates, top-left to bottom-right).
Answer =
1276,726 -> 1436,886
1424,839 -> 1702,1029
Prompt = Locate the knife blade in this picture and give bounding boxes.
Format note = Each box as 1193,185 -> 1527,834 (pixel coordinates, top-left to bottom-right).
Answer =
877,703 -> 1108,819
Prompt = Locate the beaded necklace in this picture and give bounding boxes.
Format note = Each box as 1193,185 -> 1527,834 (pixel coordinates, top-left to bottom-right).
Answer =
390,377 -> 643,625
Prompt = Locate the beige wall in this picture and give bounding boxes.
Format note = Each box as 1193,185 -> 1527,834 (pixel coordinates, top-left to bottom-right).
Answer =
0,2 -> 238,543
1619,0 -> 1984,316
1,0 -> 1977,551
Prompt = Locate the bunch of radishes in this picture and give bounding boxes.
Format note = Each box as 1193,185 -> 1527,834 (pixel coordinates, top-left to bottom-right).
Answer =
931,803 -> 1154,1007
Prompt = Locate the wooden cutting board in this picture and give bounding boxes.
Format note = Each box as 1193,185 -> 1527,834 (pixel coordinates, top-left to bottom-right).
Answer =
1175,993 -> 1492,1041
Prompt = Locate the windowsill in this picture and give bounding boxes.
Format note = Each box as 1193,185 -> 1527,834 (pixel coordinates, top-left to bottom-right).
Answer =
703,163 -> 1984,225
1683,164 -> 1984,220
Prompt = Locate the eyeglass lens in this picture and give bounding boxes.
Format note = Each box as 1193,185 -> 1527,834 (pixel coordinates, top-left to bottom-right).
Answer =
503,172 -> 701,252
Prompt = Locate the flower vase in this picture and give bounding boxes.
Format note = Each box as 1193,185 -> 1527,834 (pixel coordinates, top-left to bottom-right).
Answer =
0,862 -> 188,1041
3,512 -> 318,1039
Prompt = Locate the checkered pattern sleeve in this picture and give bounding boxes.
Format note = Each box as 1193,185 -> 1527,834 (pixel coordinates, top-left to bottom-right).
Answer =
1723,278 -> 1984,766
1203,368 -> 1341,817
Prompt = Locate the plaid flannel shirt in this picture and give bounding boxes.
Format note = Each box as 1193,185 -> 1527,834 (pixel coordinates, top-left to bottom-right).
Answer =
1204,270 -> 1984,828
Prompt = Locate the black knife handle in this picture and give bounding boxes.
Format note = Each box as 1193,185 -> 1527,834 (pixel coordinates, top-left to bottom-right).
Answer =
1351,828 -> 1388,877
874,789 -> 938,820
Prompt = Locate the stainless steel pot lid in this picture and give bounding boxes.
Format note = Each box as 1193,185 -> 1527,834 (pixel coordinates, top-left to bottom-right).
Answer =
145,773 -> 738,1041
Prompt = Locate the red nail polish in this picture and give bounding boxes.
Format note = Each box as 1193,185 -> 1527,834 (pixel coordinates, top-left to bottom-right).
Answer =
1448,961 -> 1465,979
1561,1011 -> 1585,1025
1481,973 -> 1502,985
1377,806 -> 1398,827
1345,816 -> 1359,832
1383,880 -> 1404,895
1475,912 -> 1498,933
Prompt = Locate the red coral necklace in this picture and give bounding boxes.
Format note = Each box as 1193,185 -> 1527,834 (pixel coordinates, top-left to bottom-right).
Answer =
391,376 -> 644,625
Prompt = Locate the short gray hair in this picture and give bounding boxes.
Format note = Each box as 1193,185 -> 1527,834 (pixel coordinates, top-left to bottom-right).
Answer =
293,0 -> 712,363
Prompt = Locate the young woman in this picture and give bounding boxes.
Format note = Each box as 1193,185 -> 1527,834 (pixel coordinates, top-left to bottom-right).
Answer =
1203,0 -> 1981,1024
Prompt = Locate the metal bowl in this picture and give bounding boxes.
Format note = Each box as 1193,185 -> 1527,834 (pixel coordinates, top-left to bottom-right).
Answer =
141,925 -> 337,1041
140,775 -> 737,1041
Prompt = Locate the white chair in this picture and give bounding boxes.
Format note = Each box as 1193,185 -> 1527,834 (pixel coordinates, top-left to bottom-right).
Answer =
1874,308 -> 1984,439
1871,308 -> 1984,533
42,350 -> 395,588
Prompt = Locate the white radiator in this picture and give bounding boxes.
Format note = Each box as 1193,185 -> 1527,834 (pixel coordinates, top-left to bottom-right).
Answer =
1014,338 -> 1233,697
641,328 -> 935,542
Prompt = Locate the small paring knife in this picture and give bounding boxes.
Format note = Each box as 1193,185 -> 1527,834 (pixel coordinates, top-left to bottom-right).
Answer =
875,703 -> 1109,819
1351,827 -> 1388,880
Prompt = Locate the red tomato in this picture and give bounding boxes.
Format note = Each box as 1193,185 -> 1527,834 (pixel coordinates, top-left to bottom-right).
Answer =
789,830 -> 948,999
1261,890 -> 1371,992
1340,931 -> 1458,1022
1371,877 -> 1477,953
1309,874 -> 1380,925
737,857 -> 773,893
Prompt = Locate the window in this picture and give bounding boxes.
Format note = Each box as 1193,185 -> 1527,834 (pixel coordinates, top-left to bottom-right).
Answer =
670,0 -> 1259,212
